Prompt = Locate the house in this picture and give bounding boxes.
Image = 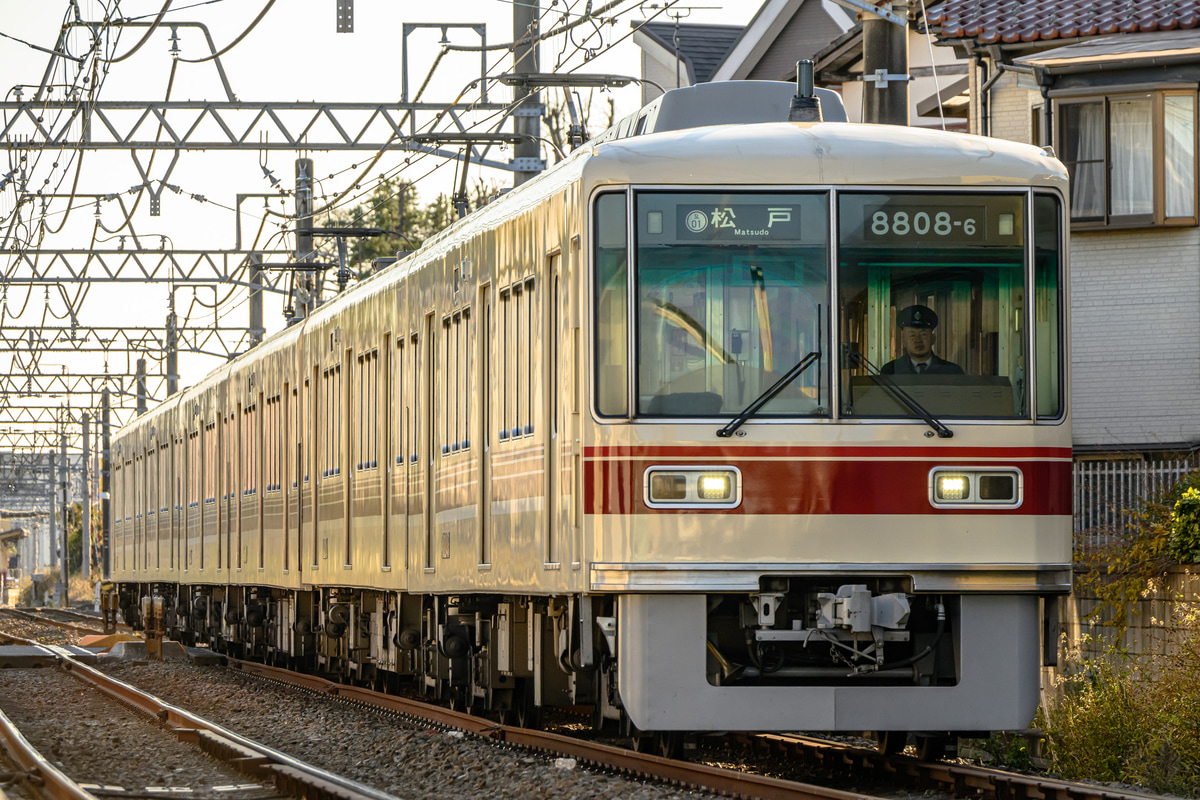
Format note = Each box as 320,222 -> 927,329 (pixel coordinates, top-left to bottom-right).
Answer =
925,2 -> 1200,522
635,0 -> 971,126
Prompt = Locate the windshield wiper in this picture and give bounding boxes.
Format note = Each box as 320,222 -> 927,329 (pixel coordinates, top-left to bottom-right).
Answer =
847,351 -> 953,438
717,351 -> 821,438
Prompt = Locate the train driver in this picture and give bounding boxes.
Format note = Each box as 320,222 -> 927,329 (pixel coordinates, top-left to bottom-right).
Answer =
880,304 -> 963,375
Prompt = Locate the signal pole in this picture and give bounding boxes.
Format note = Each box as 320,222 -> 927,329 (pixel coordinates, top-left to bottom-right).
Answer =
512,0 -> 543,186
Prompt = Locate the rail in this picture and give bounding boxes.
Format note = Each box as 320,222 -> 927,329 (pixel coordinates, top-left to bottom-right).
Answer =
226,658 -> 881,800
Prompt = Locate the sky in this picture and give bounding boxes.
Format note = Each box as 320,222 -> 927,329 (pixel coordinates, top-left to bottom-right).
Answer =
0,0 -> 758,443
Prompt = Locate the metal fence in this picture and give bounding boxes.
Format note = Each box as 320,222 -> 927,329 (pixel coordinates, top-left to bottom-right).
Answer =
1073,457 -> 1197,549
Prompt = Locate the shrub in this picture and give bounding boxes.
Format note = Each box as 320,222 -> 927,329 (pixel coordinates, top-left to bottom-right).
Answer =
1041,624 -> 1200,795
1169,488 -> 1200,564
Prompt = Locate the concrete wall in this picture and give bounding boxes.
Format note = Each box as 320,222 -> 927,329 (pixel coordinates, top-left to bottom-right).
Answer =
1060,567 -> 1200,663
1071,227 -> 1200,447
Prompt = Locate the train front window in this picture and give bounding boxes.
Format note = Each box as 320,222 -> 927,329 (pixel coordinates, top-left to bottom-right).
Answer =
838,192 -> 1029,419
633,192 -> 830,418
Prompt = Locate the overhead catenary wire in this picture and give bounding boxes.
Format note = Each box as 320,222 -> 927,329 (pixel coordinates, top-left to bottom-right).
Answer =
178,0 -> 275,63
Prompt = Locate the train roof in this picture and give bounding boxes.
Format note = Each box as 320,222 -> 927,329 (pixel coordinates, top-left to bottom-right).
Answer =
582,120 -> 1069,190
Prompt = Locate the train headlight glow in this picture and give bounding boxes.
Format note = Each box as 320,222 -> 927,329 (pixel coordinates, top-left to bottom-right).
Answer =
936,475 -> 968,501
698,474 -> 732,500
644,467 -> 741,508
930,468 -> 1022,508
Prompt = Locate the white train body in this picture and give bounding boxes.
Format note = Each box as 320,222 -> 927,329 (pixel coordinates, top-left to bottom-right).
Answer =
111,82 -> 1071,738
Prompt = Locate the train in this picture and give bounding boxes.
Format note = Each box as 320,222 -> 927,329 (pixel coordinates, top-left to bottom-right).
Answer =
110,79 -> 1072,757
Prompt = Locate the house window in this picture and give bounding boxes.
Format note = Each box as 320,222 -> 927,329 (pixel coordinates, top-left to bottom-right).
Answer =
1057,90 -> 1197,228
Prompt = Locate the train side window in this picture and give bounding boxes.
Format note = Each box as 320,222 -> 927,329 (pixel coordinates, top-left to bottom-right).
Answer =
594,192 -> 629,417
410,333 -> 420,465
323,365 -> 342,476
499,289 -> 511,441
1034,194 -> 1064,419
461,308 -> 471,451
356,352 -> 378,470
524,278 -> 535,436
394,339 -> 405,465
242,403 -> 258,495
204,422 -> 215,503
264,395 -> 281,490
513,282 -> 524,439
188,432 -> 199,508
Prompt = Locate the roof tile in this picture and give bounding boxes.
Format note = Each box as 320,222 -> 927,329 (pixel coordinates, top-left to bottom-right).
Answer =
928,0 -> 1200,42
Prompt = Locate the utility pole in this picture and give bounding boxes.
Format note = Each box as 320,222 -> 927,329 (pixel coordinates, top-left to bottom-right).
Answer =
101,389 -> 111,580
136,357 -> 148,416
250,255 -> 264,348
512,1 -> 543,187
60,429 -> 69,607
166,305 -> 179,397
82,411 -> 91,580
295,158 -> 315,318
861,1 -> 910,125
48,445 -> 57,597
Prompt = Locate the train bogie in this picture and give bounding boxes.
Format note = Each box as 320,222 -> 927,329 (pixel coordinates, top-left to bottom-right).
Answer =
111,81 -> 1071,737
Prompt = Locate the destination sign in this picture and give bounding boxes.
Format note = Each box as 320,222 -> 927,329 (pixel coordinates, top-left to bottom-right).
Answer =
840,194 -> 1025,248
673,204 -> 804,242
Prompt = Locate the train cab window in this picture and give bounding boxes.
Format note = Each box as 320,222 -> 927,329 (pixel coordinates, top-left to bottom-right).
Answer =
837,192 -> 1029,419
594,192 -> 629,416
633,192 -> 830,418
1034,194 -> 1064,419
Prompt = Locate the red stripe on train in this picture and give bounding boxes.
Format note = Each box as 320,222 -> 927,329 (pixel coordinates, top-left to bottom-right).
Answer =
583,458 -> 1072,516
584,445 -> 1073,460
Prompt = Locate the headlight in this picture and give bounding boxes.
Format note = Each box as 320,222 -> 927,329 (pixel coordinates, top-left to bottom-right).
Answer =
936,475 -> 968,501
697,473 -> 732,500
929,468 -> 1022,508
645,467 -> 741,508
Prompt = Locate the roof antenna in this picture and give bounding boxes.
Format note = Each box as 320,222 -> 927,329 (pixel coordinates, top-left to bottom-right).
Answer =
788,60 -> 823,123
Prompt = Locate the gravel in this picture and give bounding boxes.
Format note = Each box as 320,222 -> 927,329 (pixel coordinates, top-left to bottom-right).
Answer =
0,667 -> 267,799
96,660 -> 723,800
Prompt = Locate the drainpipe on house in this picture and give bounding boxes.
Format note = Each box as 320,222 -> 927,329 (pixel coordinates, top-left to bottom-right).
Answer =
973,54 -> 989,136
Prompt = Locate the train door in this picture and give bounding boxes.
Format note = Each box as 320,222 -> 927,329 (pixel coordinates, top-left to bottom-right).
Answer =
217,415 -> 225,571
381,336 -> 392,570
224,413 -> 234,572
310,368 -> 319,571
544,259 -> 560,567
478,287 -> 491,566
344,348 -> 353,568
423,314 -> 435,570
284,384 -> 292,573
395,337 -> 408,570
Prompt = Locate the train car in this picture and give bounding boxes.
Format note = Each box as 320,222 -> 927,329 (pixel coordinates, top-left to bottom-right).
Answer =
110,80 -> 1071,755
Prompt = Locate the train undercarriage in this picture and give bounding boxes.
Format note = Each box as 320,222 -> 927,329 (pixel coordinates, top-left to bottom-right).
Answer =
113,578 -> 1035,759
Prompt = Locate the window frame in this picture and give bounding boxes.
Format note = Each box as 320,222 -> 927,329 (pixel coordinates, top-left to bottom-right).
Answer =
1054,86 -> 1198,230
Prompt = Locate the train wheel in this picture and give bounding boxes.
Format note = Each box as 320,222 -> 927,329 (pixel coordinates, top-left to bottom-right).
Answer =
629,725 -> 655,754
513,682 -> 541,730
876,731 -> 908,755
914,734 -> 949,761
657,731 -> 684,760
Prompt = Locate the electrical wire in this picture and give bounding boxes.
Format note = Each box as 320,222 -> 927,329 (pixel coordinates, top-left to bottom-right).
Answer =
178,0 -> 275,63
103,0 -> 174,63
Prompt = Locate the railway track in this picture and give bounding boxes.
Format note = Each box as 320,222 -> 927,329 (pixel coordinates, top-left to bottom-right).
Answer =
0,628 -> 419,800
0,608 -> 1175,800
